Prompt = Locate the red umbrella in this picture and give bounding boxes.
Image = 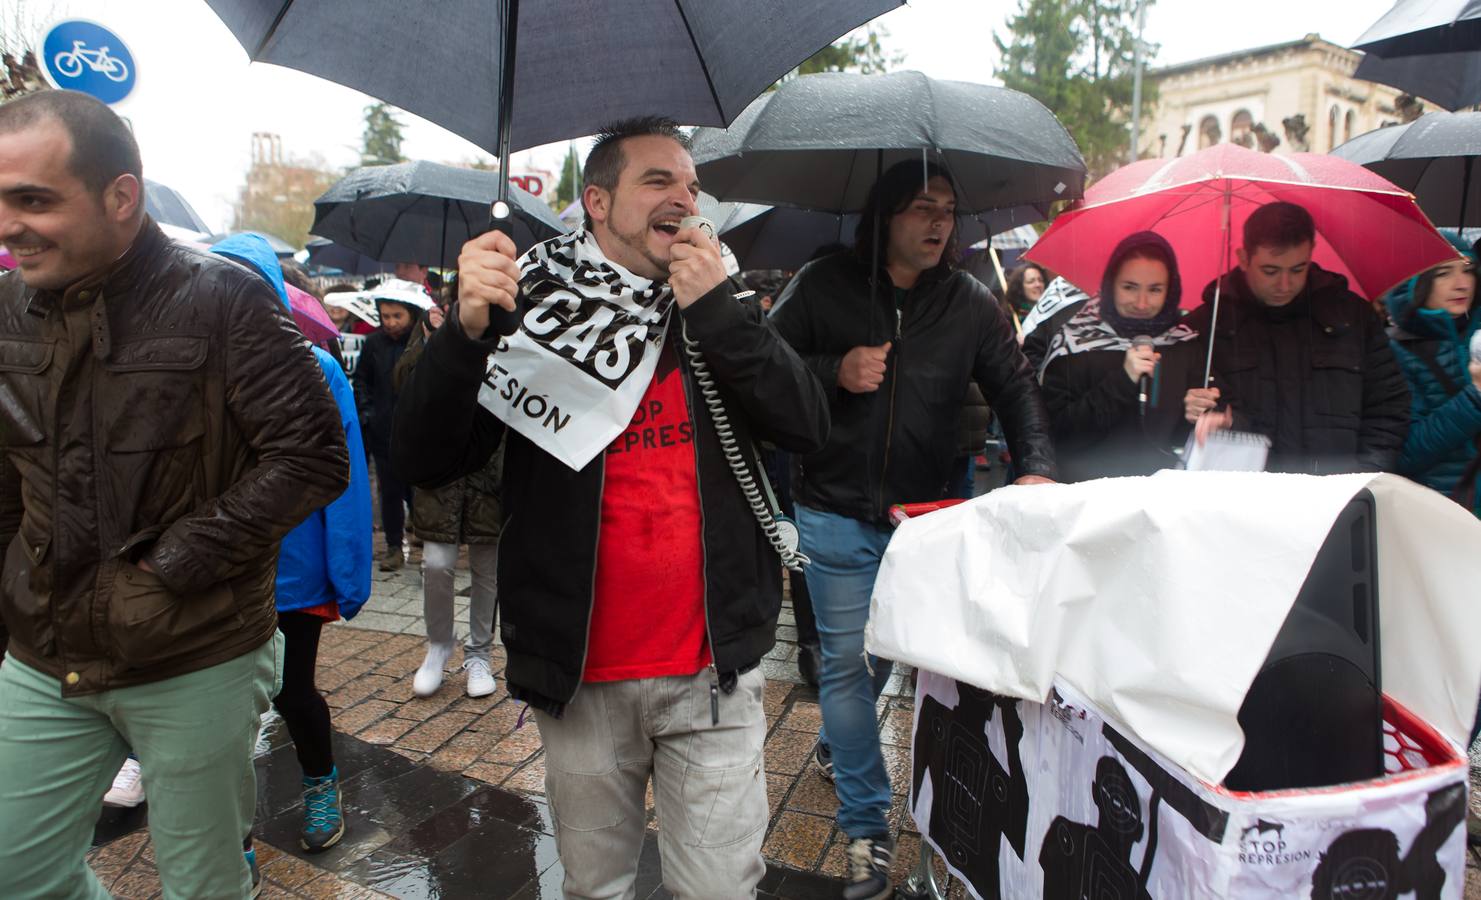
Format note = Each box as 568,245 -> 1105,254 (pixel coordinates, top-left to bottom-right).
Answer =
1028,143 -> 1456,308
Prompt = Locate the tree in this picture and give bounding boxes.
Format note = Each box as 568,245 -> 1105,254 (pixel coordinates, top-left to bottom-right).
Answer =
1,0 -> 63,101
772,24 -> 902,88
994,0 -> 1158,176
553,143 -> 582,210
233,134 -> 340,250
360,102 -> 406,167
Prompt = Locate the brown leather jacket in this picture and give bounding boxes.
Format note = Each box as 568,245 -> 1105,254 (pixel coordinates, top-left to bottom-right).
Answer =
0,221 -> 349,694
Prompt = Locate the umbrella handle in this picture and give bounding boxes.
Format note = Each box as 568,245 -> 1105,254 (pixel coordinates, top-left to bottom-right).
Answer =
490,200 -> 514,238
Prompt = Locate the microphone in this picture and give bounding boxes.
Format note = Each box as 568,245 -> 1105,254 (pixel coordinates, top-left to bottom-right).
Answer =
1470,329 -> 1481,365
1132,334 -> 1155,419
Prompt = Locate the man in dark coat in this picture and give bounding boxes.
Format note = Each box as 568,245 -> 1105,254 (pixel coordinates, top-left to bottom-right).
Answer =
1184,201 -> 1410,474
769,159 -> 1056,899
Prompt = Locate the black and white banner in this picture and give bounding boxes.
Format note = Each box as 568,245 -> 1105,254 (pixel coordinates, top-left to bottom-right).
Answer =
911,672 -> 1467,900
477,231 -> 673,470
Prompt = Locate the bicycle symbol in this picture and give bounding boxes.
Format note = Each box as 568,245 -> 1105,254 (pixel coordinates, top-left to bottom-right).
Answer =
52,40 -> 129,83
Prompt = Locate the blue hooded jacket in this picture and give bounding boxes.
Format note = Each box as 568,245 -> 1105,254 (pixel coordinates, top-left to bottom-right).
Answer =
211,234 -> 373,616
1383,230 -> 1481,515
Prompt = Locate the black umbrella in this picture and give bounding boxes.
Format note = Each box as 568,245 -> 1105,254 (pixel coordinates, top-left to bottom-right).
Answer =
691,71 -> 1087,214
201,230 -> 298,257
144,179 -> 212,234
310,161 -> 568,268
1354,0 -> 1481,57
1354,50 -> 1481,111
302,238 -> 395,277
1332,111 -> 1481,227
711,202 -> 1037,272
202,0 -> 903,229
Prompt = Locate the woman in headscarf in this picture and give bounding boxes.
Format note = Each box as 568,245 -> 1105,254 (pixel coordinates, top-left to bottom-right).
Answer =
1039,231 -> 1201,482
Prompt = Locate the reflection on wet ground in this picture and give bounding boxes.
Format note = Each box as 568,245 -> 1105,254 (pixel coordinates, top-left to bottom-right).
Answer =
90,724 -> 848,898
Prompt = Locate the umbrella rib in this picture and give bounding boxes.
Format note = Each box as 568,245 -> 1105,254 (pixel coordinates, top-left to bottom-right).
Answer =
671,0 -> 726,119
252,0 -> 298,59
377,196 -> 420,263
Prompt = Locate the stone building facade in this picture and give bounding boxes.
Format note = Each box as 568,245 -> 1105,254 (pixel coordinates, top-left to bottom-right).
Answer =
1139,34 -> 1421,160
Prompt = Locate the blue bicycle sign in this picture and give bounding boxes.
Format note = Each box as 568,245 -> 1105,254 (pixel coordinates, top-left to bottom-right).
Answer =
41,20 -> 137,105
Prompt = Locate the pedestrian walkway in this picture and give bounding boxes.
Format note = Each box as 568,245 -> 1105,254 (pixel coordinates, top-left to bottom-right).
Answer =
84,552 -> 1481,898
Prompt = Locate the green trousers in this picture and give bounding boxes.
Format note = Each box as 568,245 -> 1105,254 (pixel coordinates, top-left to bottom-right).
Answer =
0,634 -> 282,899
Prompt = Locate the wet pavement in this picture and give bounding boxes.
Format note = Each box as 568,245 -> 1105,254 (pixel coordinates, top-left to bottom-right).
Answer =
84,539 -> 1481,898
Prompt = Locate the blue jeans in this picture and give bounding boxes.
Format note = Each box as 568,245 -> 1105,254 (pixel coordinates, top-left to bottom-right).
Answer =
797,504 -> 895,840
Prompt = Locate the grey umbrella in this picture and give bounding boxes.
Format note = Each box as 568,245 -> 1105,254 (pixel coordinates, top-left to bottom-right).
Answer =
310,161 -> 568,268
1332,111 -> 1481,227
302,238 -> 394,277
691,71 -> 1087,214
202,0 -> 902,225
201,230 -> 298,257
1352,0 -> 1481,109
144,179 -> 212,234
1354,0 -> 1481,57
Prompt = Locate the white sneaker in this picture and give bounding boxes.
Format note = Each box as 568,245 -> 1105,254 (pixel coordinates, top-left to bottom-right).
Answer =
103,758 -> 145,808
412,643 -> 456,698
464,658 -> 497,698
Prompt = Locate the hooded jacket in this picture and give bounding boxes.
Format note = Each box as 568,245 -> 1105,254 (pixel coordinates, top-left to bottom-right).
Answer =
1384,232 -> 1481,514
1039,233 -> 1201,482
212,235 -> 373,616
1182,263 -> 1410,475
0,220 -> 348,694
770,250 -> 1055,521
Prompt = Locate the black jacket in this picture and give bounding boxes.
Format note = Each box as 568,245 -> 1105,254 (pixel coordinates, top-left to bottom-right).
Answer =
352,327 -> 411,458
392,281 -> 828,715
1183,265 -> 1410,474
770,251 -> 1055,521
1041,339 -> 1202,483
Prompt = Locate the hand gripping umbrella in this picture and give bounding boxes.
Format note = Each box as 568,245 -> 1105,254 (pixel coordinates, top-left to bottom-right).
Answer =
202,0 -> 904,233
310,160 -> 568,269
1026,143 -> 1459,384
1333,111 -> 1481,228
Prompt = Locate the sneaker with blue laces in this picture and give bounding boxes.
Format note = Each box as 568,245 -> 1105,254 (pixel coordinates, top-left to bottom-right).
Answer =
300,767 -> 345,853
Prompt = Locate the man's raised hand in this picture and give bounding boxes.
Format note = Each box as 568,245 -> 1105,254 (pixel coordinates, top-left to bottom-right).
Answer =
457,229 -> 521,339
668,225 -> 728,308
838,343 -> 892,393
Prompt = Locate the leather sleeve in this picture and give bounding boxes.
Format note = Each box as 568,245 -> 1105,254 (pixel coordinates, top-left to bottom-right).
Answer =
680,280 -> 829,454
146,280 -> 350,595
391,304 -> 507,489
967,280 -> 1058,479
1357,309 -> 1412,473
1041,352 -> 1139,440
769,264 -> 845,396
0,452 -> 20,652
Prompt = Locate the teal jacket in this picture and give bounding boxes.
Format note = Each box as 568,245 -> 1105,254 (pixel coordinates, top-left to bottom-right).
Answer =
1384,232 -> 1481,515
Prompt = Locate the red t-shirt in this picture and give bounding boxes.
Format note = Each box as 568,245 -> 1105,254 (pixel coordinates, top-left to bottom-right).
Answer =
583,345 -> 710,682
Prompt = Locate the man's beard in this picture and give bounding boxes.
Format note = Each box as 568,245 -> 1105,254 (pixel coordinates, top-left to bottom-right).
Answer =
608,210 -> 669,278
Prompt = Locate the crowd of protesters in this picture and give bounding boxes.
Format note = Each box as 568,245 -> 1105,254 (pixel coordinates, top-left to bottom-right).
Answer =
1,88 -> 1479,900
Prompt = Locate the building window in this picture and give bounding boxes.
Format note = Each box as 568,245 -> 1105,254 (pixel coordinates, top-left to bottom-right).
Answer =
1329,105 -> 1340,151
1345,109 -> 1356,144
1230,110 -> 1254,148
1199,115 -> 1222,149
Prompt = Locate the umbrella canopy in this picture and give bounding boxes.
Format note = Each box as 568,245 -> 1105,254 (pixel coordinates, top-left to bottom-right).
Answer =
691,71 -> 1086,214
301,238 -> 395,277
1353,49 -> 1481,111
202,0 -> 901,156
310,161 -> 567,268
1333,111 -> 1481,226
144,179 -> 212,234
1028,143 -> 1457,306
712,202 -> 1002,272
202,231 -> 298,257
284,283 -> 340,345
1354,0 -> 1481,57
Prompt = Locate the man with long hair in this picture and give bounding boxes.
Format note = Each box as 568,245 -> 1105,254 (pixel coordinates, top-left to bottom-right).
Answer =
769,160 -> 1056,899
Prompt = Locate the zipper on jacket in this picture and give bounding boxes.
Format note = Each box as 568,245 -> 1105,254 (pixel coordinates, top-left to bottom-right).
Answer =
875,288 -> 907,519
678,336 -> 721,726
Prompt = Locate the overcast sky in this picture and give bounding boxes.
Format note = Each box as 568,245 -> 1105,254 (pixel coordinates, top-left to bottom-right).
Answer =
27,0 -> 1398,233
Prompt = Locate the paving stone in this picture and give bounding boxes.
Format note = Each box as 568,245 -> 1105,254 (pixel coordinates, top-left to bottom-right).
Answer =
785,768 -> 840,818
780,700 -> 824,734
483,723 -> 544,765
764,680 -> 793,716
505,755 -> 547,794
761,812 -> 833,872
333,699 -> 398,735
396,711 -> 479,753
325,674 -> 398,710
463,761 -> 516,787
358,716 -> 417,745
764,728 -> 817,776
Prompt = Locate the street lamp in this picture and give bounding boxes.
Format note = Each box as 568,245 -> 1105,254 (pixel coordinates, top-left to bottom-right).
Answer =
1129,0 -> 1149,163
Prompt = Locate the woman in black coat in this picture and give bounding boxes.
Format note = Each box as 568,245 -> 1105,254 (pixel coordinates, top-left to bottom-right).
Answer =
1039,232 -> 1202,483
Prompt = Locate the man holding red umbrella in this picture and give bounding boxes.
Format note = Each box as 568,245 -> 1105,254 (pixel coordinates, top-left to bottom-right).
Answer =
1184,201 -> 1412,474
